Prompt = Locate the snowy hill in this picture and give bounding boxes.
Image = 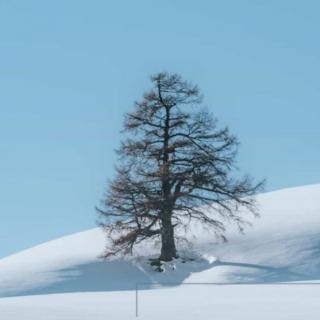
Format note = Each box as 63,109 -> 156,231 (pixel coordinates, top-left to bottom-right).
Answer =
0,184 -> 320,319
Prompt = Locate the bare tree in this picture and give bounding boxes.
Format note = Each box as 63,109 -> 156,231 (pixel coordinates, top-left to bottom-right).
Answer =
98,72 -> 264,262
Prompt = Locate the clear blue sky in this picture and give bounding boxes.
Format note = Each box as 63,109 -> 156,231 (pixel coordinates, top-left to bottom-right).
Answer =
1,0 -> 319,258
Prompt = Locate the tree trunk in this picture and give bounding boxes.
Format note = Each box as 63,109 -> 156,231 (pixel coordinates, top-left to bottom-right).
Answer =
159,215 -> 177,261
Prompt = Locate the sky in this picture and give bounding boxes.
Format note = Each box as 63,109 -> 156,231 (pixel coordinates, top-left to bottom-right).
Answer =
0,0 -> 320,258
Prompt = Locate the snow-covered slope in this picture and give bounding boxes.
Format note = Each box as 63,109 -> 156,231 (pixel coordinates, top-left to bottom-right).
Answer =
0,184 -> 320,319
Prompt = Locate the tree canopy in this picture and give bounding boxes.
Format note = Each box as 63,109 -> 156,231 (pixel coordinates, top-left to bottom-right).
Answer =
98,72 -> 264,261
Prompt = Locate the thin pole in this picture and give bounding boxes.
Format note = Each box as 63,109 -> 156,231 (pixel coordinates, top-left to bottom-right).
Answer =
135,283 -> 138,317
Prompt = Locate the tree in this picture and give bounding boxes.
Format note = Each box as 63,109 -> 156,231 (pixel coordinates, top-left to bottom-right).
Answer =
98,72 -> 264,262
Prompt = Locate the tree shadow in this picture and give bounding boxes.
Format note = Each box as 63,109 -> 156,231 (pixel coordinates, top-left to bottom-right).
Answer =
3,260 -> 148,297
213,260 -> 308,283
3,250 -> 320,297
1,257 -> 214,297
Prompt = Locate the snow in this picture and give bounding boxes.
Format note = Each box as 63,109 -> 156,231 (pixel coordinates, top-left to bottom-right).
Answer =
0,184 -> 320,319
1,286 -> 320,319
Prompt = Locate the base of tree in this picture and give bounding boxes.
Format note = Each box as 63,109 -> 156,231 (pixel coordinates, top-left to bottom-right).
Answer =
149,256 -> 179,272
149,259 -> 166,272
159,254 -> 179,262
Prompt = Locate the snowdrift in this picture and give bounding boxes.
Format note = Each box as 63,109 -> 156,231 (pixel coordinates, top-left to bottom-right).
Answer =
1,184 -> 320,299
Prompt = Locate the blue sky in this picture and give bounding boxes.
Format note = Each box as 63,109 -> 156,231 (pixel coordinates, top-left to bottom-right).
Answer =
0,0 -> 319,257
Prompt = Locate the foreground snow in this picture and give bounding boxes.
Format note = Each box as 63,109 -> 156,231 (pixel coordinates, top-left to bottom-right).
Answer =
0,184 -> 320,319
1,285 -> 320,319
